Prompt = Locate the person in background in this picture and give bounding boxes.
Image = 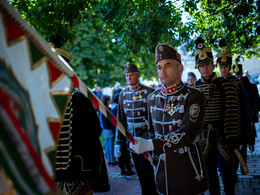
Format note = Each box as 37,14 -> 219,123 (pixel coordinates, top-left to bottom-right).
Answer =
244,70 -> 252,82
115,63 -> 157,194
130,43 -> 209,195
191,36 -> 240,195
217,38 -> 256,177
112,92 -> 135,178
100,95 -> 118,166
187,71 -> 197,85
93,87 -> 103,99
52,35 -> 110,194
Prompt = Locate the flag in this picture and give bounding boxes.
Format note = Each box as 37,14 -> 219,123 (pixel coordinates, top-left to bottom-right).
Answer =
0,1 -> 72,194
0,1 -> 152,194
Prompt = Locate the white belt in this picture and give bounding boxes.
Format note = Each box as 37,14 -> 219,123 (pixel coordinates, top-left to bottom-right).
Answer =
127,121 -> 147,129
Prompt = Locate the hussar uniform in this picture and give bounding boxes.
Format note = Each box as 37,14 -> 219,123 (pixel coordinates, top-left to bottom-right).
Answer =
191,37 -> 239,195
116,64 -> 157,195
231,61 -> 257,175
148,81 -> 208,195
52,42 -> 110,194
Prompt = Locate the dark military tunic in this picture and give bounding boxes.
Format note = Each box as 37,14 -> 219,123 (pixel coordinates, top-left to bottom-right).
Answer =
116,82 -> 157,195
116,83 -> 154,142
55,90 -> 110,194
191,73 -> 240,155
148,81 -> 208,195
226,74 -> 256,146
191,72 -> 240,195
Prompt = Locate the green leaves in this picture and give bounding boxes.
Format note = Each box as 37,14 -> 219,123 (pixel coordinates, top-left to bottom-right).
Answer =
11,0 -> 260,88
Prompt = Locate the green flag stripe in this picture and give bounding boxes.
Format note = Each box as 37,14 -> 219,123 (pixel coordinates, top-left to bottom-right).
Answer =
106,109 -> 112,121
29,40 -> 44,64
0,144 -> 42,195
87,89 -> 92,102
0,122 -> 43,194
53,94 -> 68,117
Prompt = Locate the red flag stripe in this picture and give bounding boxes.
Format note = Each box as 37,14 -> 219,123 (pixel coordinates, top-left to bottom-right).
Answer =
4,14 -> 24,42
0,91 -> 54,189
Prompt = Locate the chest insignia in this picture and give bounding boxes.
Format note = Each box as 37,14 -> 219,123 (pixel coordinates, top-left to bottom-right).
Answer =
189,104 -> 200,122
133,91 -> 143,100
166,96 -> 184,116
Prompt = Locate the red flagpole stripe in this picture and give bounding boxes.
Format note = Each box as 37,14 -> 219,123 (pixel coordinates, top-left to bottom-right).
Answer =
91,94 -> 99,110
71,75 -> 79,88
111,115 -> 117,129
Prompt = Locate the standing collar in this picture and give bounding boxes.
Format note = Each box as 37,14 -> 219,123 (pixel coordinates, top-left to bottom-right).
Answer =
201,72 -> 217,83
161,81 -> 184,96
130,82 -> 142,91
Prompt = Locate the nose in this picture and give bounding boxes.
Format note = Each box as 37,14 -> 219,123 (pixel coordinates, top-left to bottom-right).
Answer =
161,66 -> 166,74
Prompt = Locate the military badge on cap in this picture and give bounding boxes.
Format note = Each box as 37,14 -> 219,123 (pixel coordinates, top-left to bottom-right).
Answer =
216,38 -> 232,67
159,45 -> 164,52
155,44 -> 181,64
189,104 -> 200,122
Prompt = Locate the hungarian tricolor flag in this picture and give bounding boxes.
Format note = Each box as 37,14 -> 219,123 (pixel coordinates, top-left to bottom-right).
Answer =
0,1 -> 74,194
0,1 -> 152,194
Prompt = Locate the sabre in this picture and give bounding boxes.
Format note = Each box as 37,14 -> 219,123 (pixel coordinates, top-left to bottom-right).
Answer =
233,148 -> 249,175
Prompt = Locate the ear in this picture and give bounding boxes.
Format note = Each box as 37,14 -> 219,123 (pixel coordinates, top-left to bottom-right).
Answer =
178,64 -> 184,74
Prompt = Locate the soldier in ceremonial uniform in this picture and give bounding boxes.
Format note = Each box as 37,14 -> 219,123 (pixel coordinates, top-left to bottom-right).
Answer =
217,39 -> 256,176
130,44 -> 209,195
115,63 -> 157,194
53,40 -> 110,194
190,37 -> 240,195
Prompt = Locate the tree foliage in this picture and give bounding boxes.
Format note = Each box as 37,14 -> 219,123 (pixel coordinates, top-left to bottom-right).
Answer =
182,0 -> 260,57
10,0 -> 260,87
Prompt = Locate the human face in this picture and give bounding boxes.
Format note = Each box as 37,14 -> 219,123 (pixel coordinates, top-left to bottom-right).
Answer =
157,59 -> 183,87
187,76 -> 196,85
125,72 -> 140,86
219,65 -> 231,79
198,63 -> 215,79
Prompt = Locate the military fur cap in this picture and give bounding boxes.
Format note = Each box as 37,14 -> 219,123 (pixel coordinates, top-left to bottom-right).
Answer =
124,63 -> 140,73
216,38 -> 232,67
155,44 -> 181,64
48,35 -> 71,64
194,36 -> 213,68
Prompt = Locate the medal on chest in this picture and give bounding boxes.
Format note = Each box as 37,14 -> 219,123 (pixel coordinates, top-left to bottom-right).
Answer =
166,96 -> 183,116
133,91 -> 142,100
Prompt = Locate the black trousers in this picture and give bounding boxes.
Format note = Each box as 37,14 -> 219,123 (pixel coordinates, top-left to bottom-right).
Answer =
118,139 -> 132,172
205,142 -> 236,195
132,153 -> 158,195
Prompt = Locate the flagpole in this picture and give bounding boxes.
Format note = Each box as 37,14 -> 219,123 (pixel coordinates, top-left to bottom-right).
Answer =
0,0 -> 153,164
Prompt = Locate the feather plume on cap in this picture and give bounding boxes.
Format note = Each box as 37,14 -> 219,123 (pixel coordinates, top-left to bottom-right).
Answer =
219,38 -> 227,54
219,38 -> 227,48
195,36 -> 205,49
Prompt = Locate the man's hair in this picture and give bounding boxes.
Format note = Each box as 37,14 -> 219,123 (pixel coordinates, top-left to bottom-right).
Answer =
188,72 -> 196,78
